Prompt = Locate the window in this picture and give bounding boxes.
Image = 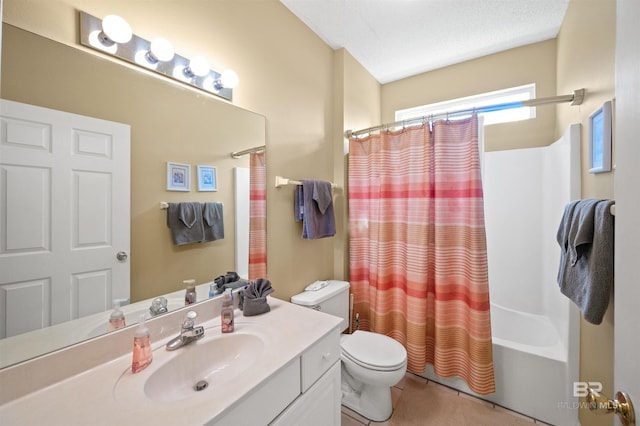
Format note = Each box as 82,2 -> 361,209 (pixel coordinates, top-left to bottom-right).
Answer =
395,84 -> 536,126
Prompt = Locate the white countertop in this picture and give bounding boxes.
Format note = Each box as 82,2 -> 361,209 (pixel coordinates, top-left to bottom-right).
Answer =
0,298 -> 341,425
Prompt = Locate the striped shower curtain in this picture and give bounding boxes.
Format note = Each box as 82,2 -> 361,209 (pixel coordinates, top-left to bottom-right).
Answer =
348,115 -> 495,395
248,151 -> 267,279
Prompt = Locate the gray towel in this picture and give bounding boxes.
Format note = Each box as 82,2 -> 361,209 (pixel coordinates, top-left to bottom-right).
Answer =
241,278 -> 274,316
301,179 -> 336,239
556,199 -> 615,324
556,200 -> 579,285
166,202 -> 205,245
202,202 -> 224,242
567,198 -> 600,266
294,185 -> 304,222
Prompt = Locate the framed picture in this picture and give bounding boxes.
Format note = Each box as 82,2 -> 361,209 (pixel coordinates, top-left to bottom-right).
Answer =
166,162 -> 191,191
589,100 -> 612,174
197,165 -> 217,191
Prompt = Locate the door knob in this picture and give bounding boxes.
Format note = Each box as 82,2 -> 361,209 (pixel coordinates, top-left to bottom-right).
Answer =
116,251 -> 128,261
586,388 -> 635,426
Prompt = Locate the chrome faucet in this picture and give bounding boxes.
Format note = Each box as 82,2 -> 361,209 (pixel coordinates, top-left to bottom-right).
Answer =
165,310 -> 204,351
149,296 -> 168,316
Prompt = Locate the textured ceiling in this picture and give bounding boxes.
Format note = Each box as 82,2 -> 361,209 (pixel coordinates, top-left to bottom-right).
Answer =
280,0 -> 570,84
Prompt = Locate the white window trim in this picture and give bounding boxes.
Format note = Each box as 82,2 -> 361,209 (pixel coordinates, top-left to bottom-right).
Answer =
395,83 -> 536,126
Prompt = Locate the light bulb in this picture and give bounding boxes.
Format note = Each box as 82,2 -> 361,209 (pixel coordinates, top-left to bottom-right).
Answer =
185,56 -> 210,77
219,70 -> 239,89
100,15 -> 132,45
149,38 -> 175,62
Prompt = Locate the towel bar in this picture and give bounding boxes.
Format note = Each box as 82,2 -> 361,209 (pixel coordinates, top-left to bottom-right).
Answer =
160,201 -> 223,209
275,175 -> 337,189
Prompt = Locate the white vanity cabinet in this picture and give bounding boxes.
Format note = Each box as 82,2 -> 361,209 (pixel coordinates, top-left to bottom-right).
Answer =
208,326 -> 341,426
271,362 -> 341,426
271,326 -> 341,426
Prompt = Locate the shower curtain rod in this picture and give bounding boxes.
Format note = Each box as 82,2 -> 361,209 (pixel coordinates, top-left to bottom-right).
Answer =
231,145 -> 265,159
345,88 -> 585,138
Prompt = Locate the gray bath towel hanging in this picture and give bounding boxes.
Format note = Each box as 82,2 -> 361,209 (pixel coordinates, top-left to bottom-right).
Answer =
202,202 -> 224,241
556,199 -> 615,324
166,202 -> 205,245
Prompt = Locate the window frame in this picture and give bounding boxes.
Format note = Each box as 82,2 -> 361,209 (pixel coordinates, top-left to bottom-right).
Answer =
395,84 -> 536,126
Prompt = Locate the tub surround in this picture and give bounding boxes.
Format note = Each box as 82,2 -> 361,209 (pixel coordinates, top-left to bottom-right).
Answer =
0,298 -> 342,425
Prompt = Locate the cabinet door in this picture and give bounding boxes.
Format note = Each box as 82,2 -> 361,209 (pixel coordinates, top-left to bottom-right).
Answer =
271,361 -> 341,426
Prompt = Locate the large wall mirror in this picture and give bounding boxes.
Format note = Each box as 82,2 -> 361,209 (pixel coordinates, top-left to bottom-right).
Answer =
0,24 -> 267,368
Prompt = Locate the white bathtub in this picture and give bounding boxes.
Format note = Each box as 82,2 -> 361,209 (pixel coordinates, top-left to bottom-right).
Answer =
421,303 -> 578,425
485,304 -> 578,425
490,303 -> 566,362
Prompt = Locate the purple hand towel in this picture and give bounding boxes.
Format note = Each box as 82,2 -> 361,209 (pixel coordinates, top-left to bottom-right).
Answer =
301,179 -> 336,239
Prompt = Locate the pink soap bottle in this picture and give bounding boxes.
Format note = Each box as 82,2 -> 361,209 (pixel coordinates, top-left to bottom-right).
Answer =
221,289 -> 234,333
108,301 -> 126,331
131,314 -> 153,373
184,279 -> 197,306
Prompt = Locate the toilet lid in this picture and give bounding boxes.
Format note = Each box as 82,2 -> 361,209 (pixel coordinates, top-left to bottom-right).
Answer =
341,331 -> 407,371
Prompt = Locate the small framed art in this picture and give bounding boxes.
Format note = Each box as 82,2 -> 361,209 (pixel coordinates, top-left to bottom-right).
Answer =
167,162 -> 191,191
197,165 -> 217,191
589,100 -> 612,174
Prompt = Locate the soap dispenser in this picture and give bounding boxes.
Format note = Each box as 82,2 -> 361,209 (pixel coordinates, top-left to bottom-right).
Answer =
108,300 -> 126,331
184,279 -> 197,306
131,314 -> 153,373
221,289 -> 234,333
209,282 -> 218,298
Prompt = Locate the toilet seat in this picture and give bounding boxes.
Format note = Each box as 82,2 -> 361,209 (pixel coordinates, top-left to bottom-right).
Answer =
341,331 -> 407,372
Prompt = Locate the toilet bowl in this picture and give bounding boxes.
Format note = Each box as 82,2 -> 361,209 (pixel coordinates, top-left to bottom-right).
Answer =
291,281 -> 407,422
340,330 -> 407,421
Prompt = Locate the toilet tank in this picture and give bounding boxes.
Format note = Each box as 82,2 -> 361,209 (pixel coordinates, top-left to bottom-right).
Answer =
291,280 -> 350,332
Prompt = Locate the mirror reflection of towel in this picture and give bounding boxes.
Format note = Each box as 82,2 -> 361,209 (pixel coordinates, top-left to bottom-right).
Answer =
166,202 -> 205,245
202,202 -> 224,241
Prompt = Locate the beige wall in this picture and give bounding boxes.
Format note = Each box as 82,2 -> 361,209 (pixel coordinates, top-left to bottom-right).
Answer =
382,39 -> 558,151
2,0 -> 337,301
555,1 -> 616,425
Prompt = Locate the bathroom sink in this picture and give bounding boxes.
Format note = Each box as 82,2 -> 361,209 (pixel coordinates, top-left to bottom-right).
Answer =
116,331 -> 266,404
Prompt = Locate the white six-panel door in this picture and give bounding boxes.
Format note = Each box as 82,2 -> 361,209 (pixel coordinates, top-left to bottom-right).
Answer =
0,100 -> 130,338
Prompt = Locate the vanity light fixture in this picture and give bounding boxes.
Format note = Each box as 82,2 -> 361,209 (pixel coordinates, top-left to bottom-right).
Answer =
80,11 -> 237,102
147,38 -> 175,63
184,55 -> 210,78
216,70 -> 239,90
99,15 -> 132,46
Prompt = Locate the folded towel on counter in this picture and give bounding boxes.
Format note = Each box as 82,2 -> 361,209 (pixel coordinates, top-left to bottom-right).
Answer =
215,271 -> 240,286
166,202 -> 205,245
241,278 -> 274,316
202,202 -> 224,242
556,199 -> 615,324
300,179 -> 336,239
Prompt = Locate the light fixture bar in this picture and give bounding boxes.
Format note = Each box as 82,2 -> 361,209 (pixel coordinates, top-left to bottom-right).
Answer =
79,11 -> 234,102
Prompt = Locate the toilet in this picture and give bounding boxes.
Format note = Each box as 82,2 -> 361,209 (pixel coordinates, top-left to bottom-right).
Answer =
291,280 -> 407,422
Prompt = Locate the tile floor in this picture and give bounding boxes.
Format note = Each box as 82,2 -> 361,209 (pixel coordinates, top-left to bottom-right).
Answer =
341,373 -> 553,426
